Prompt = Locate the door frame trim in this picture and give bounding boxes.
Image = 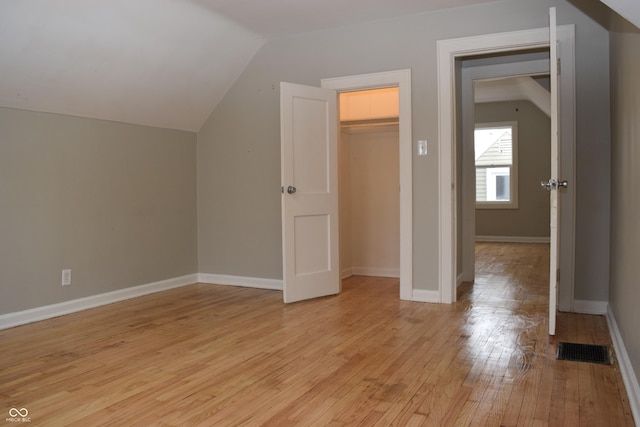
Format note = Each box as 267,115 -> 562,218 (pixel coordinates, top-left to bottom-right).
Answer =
437,26 -> 576,305
322,69 -> 413,301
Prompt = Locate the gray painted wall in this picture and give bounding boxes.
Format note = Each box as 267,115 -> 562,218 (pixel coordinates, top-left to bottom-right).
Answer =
569,0 -> 612,303
197,0 -> 611,300
0,108 -> 197,315
609,12 -> 640,396
475,101 -> 551,238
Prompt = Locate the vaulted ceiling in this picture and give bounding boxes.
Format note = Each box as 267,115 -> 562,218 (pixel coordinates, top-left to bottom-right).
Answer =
0,0 -> 503,132
0,0 -> 265,131
0,1 -> 634,132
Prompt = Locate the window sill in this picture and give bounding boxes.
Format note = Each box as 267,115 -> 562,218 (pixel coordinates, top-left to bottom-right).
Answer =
476,202 -> 519,210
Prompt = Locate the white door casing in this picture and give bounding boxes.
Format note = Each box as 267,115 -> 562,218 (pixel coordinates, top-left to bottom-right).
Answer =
321,69 -> 413,301
281,82 -> 340,303
437,23 -> 575,307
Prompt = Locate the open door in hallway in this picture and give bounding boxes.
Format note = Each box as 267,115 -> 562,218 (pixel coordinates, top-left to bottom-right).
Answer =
546,6 -> 561,335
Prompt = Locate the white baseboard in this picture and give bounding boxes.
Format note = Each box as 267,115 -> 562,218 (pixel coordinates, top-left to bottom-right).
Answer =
606,306 -> 640,425
475,235 -> 551,243
573,299 -> 608,315
457,273 -> 464,287
198,273 -> 283,290
0,274 -> 198,331
351,266 -> 400,278
342,268 -> 353,279
412,289 -> 440,303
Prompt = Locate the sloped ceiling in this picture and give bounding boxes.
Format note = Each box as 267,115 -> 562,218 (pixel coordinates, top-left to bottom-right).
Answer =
476,77 -> 551,117
194,0 -> 499,38
1,1 -> 636,132
600,0 -> 640,28
0,0 -> 265,132
0,0 -> 498,132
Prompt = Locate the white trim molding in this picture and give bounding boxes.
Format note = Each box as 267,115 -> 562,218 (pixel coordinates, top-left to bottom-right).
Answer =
0,274 -> 198,330
437,25 -> 576,305
476,236 -> 551,244
606,306 -> 640,425
198,273 -> 283,290
321,69 -> 413,302
573,300 -> 608,315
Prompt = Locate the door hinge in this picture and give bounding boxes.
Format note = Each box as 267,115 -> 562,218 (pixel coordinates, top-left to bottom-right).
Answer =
556,269 -> 560,282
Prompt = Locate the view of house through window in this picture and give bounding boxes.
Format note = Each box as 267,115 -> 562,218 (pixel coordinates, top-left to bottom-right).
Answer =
475,122 -> 518,208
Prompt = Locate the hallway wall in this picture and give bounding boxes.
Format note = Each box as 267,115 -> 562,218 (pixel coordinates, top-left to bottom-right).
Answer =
475,101 -> 551,240
609,11 -> 640,409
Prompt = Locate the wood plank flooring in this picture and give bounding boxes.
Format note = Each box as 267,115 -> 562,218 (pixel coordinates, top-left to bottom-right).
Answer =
0,243 -> 634,425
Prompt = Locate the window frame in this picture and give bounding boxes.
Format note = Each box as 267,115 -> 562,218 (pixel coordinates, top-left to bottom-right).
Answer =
474,121 -> 519,209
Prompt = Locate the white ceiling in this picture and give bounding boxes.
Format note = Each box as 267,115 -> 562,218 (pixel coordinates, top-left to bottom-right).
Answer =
475,77 -> 551,117
194,0 -> 497,38
0,0 -> 631,132
600,0 -> 640,28
0,0 -> 265,132
0,0 -> 499,132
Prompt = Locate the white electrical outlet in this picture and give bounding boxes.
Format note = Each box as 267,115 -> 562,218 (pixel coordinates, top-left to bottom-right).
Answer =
62,269 -> 72,286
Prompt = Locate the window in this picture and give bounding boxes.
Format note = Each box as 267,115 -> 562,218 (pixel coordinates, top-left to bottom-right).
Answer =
475,122 -> 518,209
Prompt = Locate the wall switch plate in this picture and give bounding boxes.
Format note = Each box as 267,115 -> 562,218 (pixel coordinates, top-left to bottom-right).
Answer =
418,139 -> 428,156
62,269 -> 72,286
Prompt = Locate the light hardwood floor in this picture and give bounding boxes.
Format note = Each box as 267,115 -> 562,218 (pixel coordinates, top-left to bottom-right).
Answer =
0,243 -> 634,426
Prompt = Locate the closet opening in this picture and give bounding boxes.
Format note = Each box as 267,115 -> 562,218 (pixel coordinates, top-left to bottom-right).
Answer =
338,87 -> 400,284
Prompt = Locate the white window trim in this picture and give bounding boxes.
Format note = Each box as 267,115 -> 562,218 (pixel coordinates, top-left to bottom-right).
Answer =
475,121 -> 519,209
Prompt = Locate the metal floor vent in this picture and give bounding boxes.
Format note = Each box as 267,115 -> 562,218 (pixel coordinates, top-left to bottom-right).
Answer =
557,342 -> 612,364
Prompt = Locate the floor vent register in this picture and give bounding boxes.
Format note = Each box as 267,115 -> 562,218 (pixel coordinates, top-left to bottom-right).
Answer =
557,342 -> 612,364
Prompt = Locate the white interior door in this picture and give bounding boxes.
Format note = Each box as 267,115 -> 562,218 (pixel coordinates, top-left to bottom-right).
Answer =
547,7 -> 561,335
280,82 -> 340,303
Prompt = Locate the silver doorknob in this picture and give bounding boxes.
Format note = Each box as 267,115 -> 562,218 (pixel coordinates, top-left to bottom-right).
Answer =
541,179 -> 569,191
287,186 -> 297,194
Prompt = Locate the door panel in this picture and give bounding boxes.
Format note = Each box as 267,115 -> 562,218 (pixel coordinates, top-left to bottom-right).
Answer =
281,82 -> 339,303
293,97 -> 330,193
294,214 -> 330,275
548,7 -> 560,335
